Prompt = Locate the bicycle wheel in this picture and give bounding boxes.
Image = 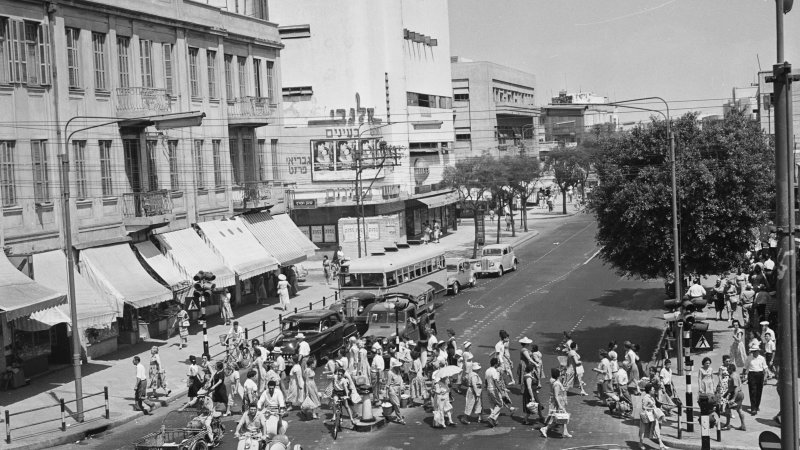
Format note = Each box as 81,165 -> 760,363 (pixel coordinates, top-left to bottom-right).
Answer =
333,407 -> 341,440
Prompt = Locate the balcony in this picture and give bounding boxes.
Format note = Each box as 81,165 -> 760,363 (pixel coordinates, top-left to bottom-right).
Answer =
232,181 -> 285,211
414,183 -> 441,195
116,87 -> 172,118
227,97 -> 276,127
122,190 -> 174,231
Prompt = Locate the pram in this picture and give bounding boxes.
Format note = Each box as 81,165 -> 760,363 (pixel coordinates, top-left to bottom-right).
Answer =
604,385 -> 633,418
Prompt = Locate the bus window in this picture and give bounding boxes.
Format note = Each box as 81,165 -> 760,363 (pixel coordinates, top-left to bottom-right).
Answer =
386,271 -> 398,286
362,273 -> 385,287
415,263 -> 422,277
340,273 -> 361,287
408,266 -> 416,280
421,261 -> 428,275
426,259 -> 433,272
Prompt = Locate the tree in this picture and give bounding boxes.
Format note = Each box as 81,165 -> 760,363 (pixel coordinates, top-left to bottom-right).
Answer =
505,154 -> 541,232
547,149 -> 584,214
442,155 -> 495,258
588,110 -> 774,280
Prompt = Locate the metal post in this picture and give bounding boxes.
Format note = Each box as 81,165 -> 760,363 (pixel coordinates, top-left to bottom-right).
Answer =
262,320 -> 266,333
104,386 -> 110,419
244,327 -> 249,340
60,398 -> 66,431
716,416 -> 721,442
201,298 -> 209,356
677,404 -> 683,439
335,291 -> 339,304
676,321 -> 684,376
356,141 -> 363,258
5,409 -> 10,443
685,357 -> 694,433
294,307 -> 298,314
323,296 -> 326,307
669,124 -> 681,363
700,414 -> 710,450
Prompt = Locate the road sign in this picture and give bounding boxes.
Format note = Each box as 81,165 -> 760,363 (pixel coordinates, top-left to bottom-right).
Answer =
694,335 -> 711,350
758,431 -> 781,449
187,299 -> 199,311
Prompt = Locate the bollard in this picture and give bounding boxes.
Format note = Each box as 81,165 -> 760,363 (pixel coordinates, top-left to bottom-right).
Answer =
245,327 -> 249,340
278,314 -> 282,323
104,386 -> 110,419
5,409 -> 10,443
294,307 -> 298,314
685,356 -> 694,433
323,296 -> 326,307
700,414 -> 710,450
309,302 -> 312,311
60,398 -> 66,431
201,298 -> 209,356
716,413 -> 721,441
262,321 -> 266,333
677,404 -> 683,439
335,291 -> 339,303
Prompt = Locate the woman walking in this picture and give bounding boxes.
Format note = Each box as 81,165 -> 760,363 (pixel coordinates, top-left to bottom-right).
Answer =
624,341 -> 642,395
566,342 -> 588,395
302,357 -> 321,419
517,337 -> 534,385
209,361 -> 228,410
495,330 -> 515,385
148,346 -> 170,398
731,320 -> 747,367
186,355 -> 203,400
277,274 -> 291,311
461,362 -> 483,424
432,375 -> 454,427
386,360 -> 406,424
220,288 -> 234,326
639,383 -> 667,450
286,355 -> 305,409
176,308 -> 190,349
722,364 -> 746,431
224,363 -> 241,416
521,364 -> 541,425
540,367 -> 572,438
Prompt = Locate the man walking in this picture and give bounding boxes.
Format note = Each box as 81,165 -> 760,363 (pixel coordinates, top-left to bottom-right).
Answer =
133,356 -> 154,414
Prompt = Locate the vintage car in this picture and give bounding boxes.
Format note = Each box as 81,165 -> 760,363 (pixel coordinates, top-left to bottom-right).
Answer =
475,243 -> 518,277
270,309 -> 358,363
446,257 -> 477,294
328,291 -> 380,336
361,293 -> 434,352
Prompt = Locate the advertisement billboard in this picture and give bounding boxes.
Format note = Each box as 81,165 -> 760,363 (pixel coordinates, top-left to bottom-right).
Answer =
310,138 -> 387,181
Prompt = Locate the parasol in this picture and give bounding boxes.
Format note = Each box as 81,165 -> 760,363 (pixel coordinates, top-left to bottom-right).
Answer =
433,365 -> 462,380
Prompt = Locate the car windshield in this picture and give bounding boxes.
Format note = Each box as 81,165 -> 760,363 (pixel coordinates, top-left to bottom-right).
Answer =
369,311 -> 406,323
446,264 -> 459,271
281,321 -> 320,333
483,248 -> 503,256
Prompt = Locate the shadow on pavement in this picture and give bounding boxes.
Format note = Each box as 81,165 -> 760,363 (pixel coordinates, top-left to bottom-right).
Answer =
536,323 -> 664,368
0,362 -> 109,406
585,287 -> 666,312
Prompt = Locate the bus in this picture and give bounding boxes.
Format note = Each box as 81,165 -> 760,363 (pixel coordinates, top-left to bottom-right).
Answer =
338,244 -> 447,297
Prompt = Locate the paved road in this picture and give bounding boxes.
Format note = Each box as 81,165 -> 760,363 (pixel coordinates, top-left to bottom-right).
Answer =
56,215 -> 667,449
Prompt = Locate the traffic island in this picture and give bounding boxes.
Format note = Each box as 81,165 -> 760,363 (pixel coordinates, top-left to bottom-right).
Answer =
351,409 -> 388,432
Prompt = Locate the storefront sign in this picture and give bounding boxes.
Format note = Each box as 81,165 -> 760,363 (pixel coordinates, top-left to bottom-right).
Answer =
367,223 -> 380,240
293,199 -> 317,209
299,226 -> 311,240
311,226 -> 324,243
323,225 -> 337,242
342,224 -> 358,243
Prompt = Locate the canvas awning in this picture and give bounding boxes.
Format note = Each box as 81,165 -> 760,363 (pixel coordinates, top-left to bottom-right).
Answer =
134,241 -> 191,290
411,191 -> 460,209
155,228 -> 237,288
240,212 -> 318,266
0,253 -> 67,321
32,250 -> 119,329
79,243 -> 173,310
12,306 -> 71,332
197,218 -> 279,280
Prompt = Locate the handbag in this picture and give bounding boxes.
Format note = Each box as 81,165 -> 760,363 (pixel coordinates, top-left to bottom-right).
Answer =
526,401 -> 538,411
654,407 -> 665,422
300,395 -> 316,411
181,320 -> 190,328
553,410 -> 570,424
640,409 -> 654,423
350,390 -> 362,404
353,375 -> 369,388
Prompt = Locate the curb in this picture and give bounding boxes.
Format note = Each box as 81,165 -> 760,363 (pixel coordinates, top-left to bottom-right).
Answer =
660,437 -> 758,450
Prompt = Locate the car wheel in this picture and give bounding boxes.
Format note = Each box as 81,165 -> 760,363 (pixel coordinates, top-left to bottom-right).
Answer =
470,278 -> 476,287
452,282 -> 460,295
512,260 -> 518,271
497,266 -> 504,277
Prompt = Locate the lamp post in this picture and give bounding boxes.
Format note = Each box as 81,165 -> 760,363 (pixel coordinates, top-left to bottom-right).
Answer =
60,112 -> 204,421
354,122 -> 393,258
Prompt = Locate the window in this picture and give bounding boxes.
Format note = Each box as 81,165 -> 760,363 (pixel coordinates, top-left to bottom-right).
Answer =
123,139 -> 141,192
438,96 -> 452,109
73,140 -> 87,199
224,54 -> 233,99
407,92 -> 450,109
65,27 -> 80,88
31,140 -> 49,202
454,93 -> 469,102
168,140 -> 179,191
188,47 -> 199,98
1,19 -> 51,85
0,19 -> 7,84
229,138 -> 240,185
146,140 -> 158,191
117,36 -> 130,87
266,61 -> 274,101
257,139 -> 267,181
193,140 -> 204,189
242,138 -> 254,182
254,0 -> 269,20
271,139 -> 279,180
91,32 -> 107,90
456,133 -> 471,142
206,50 -> 217,98
253,59 -> 262,98
162,43 -> 173,95
237,56 -> 247,97
99,140 -> 112,196
139,39 -> 153,88
212,140 -> 222,186
0,141 -> 16,206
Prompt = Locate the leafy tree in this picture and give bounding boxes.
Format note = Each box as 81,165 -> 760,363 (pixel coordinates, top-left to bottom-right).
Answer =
505,154 -> 541,232
588,110 -> 774,280
546,149 -> 584,214
442,155 -> 495,258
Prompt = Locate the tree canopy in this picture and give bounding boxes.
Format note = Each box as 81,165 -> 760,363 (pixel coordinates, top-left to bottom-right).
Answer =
588,110 -> 774,279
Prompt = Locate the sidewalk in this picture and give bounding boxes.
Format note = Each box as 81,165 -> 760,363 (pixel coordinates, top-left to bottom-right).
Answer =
0,206 -> 558,449
659,295 -> 781,449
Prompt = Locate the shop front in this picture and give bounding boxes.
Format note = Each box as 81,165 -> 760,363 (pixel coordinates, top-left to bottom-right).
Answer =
78,243 -> 173,345
0,253 -> 68,385
134,241 -> 193,340
404,190 -> 460,238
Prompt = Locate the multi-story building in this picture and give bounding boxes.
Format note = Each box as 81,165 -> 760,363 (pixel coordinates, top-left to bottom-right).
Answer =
757,70 -> 800,150
451,57 -> 538,159
723,86 -> 759,120
270,0 -> 458,247
0,0 -> 316,378
539,91 -> 618,153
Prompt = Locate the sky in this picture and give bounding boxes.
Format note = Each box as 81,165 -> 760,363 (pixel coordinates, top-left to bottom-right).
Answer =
448,0 -> 800,122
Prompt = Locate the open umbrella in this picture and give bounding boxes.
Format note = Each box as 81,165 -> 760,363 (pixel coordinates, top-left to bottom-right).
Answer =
433,365 -> 462,380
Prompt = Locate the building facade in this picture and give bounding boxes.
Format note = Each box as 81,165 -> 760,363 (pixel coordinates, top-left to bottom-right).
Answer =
451,57 -> 538,159
270,0 -> 458,245
539,91 -> 618,153
757,70 -> 800,150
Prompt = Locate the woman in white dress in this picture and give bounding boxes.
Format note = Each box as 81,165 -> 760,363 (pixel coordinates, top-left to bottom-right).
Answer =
277,274 -> 290,311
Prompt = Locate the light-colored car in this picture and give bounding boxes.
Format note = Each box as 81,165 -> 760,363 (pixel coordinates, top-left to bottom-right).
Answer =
446,257 -> 477,295
475,244 -> 517,277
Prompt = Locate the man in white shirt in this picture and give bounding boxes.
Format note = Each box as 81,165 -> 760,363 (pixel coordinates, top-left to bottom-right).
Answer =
763,256 -> 775,271
227,321 -> 245,346
296,333 -> 311,370
133,356 -> 153,414
427,331 -> 439,352
614,367 -> 632,406
242,369 -> 259,410
371,343 -> 386,396
743,345 -> 769,415
659,359 -> 674,397
686,278 -> 706,300
257,380 -> 286,416
760,321 -> 776,373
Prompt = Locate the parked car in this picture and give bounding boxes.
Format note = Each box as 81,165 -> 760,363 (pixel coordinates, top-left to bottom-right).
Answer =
270,309 -> 358,363
446,257 -> 477,294
475,244 -> 517,277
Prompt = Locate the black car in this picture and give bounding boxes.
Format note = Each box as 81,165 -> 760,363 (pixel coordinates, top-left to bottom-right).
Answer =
270,309 -> 358,363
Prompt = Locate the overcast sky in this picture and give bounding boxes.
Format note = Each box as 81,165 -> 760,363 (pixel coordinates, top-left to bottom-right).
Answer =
448,0 -> 800,121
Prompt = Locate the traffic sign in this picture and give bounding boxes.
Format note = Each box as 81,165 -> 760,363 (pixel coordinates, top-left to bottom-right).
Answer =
187,299 -> 199,311
758,431 -> 780,449
694,335 -> 711,350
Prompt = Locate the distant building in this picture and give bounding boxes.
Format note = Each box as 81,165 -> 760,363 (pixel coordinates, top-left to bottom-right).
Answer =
723,86 -> 759,120
757,70 -> 800,150
450,57 -> 538,158
539,91 -> 618,154
270,0 -> 458,243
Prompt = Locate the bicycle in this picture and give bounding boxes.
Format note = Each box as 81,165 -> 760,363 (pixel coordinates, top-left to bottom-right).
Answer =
331,394 -> 344,440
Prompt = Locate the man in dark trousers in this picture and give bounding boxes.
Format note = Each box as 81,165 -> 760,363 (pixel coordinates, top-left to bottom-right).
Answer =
133,356 -> 154,414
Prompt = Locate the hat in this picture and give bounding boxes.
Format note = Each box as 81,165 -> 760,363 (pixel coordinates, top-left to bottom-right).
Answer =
272,347 -> 283,354
608,350 -> 618,360
749,342 -> 760,352
472,362 -> 482,370
295,333 -> 306,339
455,349 -> 463,356
278,274 -> 287,281
746,283 -> 753,289
760,321 -> 770,326
463,341 -> 472,349
372,342 -> 382,351
349,336 -> 358,343
197,389 -> 208,396
519,337 -> 532,345
390,359 -> 402,368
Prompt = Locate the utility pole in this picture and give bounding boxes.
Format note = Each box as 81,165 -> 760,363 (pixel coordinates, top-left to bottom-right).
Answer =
770,1 -> 799,449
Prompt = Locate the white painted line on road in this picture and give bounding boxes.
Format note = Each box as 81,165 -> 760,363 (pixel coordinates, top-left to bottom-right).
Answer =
583,249 -> 601,265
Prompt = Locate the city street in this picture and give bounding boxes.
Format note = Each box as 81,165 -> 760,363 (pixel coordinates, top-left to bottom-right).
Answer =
56,214 -> 667,449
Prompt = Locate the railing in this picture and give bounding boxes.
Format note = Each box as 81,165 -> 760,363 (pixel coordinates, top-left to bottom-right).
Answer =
228,97 -> 275,118
122,190 -> 173,218
414,183 -> 441,195
116,87 -> 171,114
232,181 -> 284,209
5,387 -> 109,443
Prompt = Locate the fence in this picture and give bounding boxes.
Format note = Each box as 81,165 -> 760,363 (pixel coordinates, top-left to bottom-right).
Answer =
673,404 -> 723,443
4,386 -> 109,444
207,292 -> 340,361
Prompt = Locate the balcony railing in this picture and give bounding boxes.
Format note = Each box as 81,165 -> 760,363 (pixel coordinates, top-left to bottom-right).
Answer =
122,190 -> 173,218
232,181 -> 284,209
228,97 -> 275,118
116,87 -> 172,116
414,183 -> 441,195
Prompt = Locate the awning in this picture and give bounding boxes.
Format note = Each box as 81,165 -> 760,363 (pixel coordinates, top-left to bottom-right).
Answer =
197,218 -> 279,280
240,212 -> 318,266
13,306 -> 71,332
32,250 -> 119,329
412,191 -> 460,209
0,253 -> 67,321
134,241 -> 191,290
79,243 -> 173,310
155,228 -> 237,288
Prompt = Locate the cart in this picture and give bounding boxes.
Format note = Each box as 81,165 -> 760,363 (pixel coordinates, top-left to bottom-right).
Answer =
134,409 -> 224,450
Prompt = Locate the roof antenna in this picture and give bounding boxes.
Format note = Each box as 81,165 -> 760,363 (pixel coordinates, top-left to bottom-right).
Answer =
756,54 -> 762,72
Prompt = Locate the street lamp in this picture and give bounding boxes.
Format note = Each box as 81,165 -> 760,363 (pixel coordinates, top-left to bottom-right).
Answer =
354,122 -> 393,258
60,111 -> 204,420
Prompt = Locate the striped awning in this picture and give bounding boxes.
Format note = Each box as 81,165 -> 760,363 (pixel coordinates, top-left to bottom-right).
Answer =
155,228 -> 237,288
0,253 -> 66,321
196,218 -> 279,280
240,212 -> 318,266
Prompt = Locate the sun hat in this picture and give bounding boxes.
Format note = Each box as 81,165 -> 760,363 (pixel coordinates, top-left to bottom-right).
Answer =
372,342 -> 382,351
760,321 -> 770,326
463,341 -> 472,349
390,359 -> 402,368
278,274 -> 287,281
519,337 -> 532,345
197,389 -> 208,396
272,347 -> 283,354
295,333 -> 306,339
455,349 -> 463,356
472,362 -> 482,370
748,342 -> 760,352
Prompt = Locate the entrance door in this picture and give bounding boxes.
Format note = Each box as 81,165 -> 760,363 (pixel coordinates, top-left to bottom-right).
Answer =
123,138 -> 142,193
